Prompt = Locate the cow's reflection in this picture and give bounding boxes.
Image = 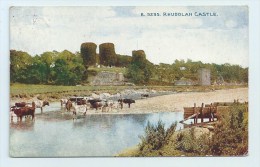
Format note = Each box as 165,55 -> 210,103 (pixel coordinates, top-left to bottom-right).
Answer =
10,118 -> 35,131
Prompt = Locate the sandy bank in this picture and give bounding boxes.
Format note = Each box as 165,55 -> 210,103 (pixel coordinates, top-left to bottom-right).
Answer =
110,87 -> 248,114
10,88 -> 248,115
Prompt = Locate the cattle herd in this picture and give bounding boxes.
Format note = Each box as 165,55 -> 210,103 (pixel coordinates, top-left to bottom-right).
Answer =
60,97 -> 136,119
10,96 -> 139,122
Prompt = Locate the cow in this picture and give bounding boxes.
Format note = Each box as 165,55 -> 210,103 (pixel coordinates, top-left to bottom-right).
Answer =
15,102 -> 28,107
88,99 -> 111,112
88,99 -> 101,110
70,103 -> 87,117
13,102 -> 36,122
66,100 -> 73,112
77,99 -> 87,105
33,100 -> 49,113
60,99 -> 68,107
118,99 -> 135,109
91,101 -> 104,111
141,94 -> 149,98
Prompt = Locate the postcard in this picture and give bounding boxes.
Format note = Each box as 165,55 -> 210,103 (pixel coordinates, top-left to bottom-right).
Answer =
9,6 -> 249,158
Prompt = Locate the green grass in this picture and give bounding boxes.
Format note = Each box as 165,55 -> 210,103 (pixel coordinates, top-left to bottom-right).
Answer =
10,83 -> 247,98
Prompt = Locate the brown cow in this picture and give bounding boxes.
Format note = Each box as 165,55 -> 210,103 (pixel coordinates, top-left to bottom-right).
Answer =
77,99 -> 87,105
118,99 -> 135,108
15,102 -> 28,107
13,102 -> 36,122
66,100 -> 73,112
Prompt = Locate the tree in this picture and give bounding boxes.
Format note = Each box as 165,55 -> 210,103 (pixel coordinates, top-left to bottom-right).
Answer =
40,51 -> 58,83
10,50 -> 33,83
52,50 -> 85,85
211,105 -> 248,155
127,50 -> 154,84
25,55 -> 48,84
52,57 -> 84,86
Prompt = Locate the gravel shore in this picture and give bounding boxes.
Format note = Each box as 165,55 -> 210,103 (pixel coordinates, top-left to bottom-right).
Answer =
10,88 -> 248,115
113,87 -> 248,114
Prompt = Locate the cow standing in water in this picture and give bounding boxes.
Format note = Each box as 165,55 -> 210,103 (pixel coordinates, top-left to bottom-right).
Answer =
34,100 -> 49,114
66,100 -> 73,112
118,99 -> 135,109
60,99 -> 68,107
12,102 -> 36,122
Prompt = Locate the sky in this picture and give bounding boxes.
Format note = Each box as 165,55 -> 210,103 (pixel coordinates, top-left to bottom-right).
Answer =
10,6 -> 248,67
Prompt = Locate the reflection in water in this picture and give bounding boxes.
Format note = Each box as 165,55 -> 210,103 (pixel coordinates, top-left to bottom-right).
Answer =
10,111 -> 183,157
10,119 -> 35,131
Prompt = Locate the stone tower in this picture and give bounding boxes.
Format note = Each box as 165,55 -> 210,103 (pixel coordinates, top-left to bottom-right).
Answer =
198,68 -> 211,86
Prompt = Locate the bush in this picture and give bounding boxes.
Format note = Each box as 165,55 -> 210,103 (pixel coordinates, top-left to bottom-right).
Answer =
211,104 -> 248,156
135,104 -> 248,157
175,128 -> 211,155
138,120 -> 177,155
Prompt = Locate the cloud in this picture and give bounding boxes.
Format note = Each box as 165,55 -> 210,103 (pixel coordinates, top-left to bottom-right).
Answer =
225,20 -> 238,28
10,6 -> 248,67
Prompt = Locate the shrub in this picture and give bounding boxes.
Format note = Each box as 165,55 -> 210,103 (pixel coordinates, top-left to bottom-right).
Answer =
138,120 -> 177,155
175,127 -> 211,155
211,104 -> 248,156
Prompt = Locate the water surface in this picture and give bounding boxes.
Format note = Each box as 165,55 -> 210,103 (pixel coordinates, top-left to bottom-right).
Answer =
10,110 -> 183,157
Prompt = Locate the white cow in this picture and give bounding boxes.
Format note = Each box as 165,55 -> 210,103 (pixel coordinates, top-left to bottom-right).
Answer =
71,103 -> 87,120
60,99 -> 68,107
33,100 -> 50,113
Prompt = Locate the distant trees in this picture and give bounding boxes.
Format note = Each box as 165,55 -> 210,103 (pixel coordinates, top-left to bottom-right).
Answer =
10,50 -> 84,85
127,50 -> 154,84
52,50 -> 84,85
10,50 -> 33,83
10,43 -> 248,86
152,59 -> 248,85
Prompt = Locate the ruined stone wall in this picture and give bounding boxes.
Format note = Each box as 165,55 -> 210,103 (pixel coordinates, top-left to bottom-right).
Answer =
91,71 -> 125,86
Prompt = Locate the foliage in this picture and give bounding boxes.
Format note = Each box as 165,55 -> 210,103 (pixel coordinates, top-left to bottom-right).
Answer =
80,42 -> 97,68
133,104 -> 248,157
138,120 -> 177,156
174,104 -> 248,156
99,43 -> 117,66
211,104 -> 248,156
126,50 -> 154,84
175,128 -> 211,155
115,54 -> 132,67
10,50 -> 33,83
10,50 -> 84,85
10,47 -> 248,86
153,59 -> 248,85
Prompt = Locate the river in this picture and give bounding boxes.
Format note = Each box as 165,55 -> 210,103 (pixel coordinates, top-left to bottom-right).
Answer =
10,105 -> 183,157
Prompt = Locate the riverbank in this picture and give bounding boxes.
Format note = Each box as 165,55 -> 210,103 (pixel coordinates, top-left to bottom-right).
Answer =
84,87 -> 247,114
117,102 -> 248,157
116,126 -> 213,157
10,84 -> 246,101
10,87 -> 248,114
